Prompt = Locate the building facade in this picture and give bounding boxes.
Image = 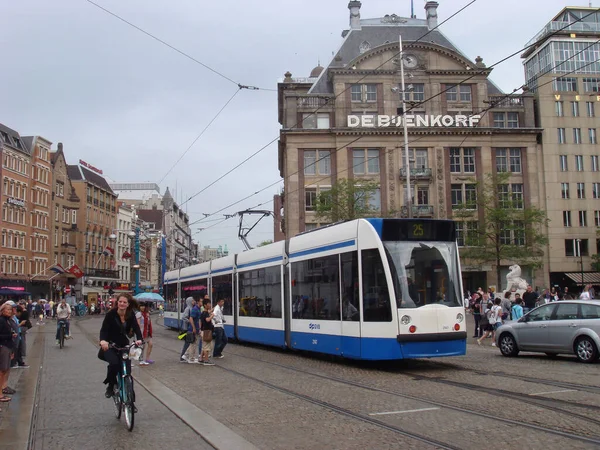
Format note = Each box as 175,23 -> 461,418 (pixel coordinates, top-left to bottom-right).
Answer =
50,143 -> 81,299
523,6 -> 600,289
67,162 -> 118,304
276,1 -> 545,291
115,203 -> 133,294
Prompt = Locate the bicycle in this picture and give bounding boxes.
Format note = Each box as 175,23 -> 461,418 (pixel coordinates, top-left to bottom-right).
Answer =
110,342 -> 143,431
57,320 -> 67,349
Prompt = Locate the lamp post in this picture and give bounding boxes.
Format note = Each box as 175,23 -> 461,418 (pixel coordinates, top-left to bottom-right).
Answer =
576,238 -> 584,289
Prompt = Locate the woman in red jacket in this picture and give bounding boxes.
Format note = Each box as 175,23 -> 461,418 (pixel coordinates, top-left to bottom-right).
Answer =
136,302 -> 153,365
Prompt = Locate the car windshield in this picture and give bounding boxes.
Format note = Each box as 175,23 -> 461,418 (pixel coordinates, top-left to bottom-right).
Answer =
383,241 -> 462,308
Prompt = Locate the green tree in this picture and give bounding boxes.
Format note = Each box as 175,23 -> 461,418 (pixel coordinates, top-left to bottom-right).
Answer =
314,178 -> 384,223
453,172 -> 549,289
257,240 -> 273,247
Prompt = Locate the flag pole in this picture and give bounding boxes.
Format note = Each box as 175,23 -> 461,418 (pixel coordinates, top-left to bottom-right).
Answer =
30,265 -> 52,280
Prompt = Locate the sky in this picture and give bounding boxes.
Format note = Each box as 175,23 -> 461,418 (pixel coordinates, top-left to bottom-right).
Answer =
0,0 -> 583,253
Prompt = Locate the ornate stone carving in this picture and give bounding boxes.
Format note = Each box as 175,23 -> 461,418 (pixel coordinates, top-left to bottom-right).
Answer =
381,14 -> 407,24
359,40 -> 371,54
436,148 -> 446,218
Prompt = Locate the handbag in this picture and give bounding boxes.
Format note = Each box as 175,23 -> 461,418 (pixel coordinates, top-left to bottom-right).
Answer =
25,320 -> 33,329
185,332 -> 196,344
202,329 -> 213,342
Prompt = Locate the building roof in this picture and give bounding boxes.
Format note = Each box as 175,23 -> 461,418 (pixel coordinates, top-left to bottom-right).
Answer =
112,189 -> 162,202
309,17 -> 474,94
0,123 -> 31,156
136,208 -> 164,231
67,164 -> 115,194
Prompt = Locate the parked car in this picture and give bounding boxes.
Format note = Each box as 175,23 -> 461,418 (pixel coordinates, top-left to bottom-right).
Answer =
495,300 -> 600,363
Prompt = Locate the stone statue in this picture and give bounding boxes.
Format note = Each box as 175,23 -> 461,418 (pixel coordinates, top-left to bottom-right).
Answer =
503,264 -> 529,300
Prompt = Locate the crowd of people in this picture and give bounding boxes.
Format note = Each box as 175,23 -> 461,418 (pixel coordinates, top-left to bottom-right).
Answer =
467,284 -> 596,345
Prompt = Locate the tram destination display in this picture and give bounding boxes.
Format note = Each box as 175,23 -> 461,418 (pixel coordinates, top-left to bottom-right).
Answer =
380,219 -> 456,242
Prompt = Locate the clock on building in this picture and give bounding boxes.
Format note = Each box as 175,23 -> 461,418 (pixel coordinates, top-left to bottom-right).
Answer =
403,54 -> 418,69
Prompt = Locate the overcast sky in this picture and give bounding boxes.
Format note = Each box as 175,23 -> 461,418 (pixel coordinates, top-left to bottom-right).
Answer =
0,0 -> 580,253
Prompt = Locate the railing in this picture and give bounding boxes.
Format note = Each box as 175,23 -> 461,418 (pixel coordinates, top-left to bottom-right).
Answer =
296,96 -> 333,108
401,205 -> 434,217
85,268 -> 119,279
526,21 -> 600,47
488,95 -> 525,108
99,201 -> 105,208
93,199 -> 98,206
399,167 -> 432,178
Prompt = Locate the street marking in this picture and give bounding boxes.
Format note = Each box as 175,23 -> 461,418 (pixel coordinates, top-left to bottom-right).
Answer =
369,407 -> 440,416
529,389 -> 577,396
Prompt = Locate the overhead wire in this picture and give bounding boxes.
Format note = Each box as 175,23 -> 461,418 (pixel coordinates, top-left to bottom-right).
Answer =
181,5 -> 600,210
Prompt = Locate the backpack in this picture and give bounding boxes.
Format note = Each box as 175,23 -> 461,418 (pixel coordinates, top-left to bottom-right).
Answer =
479,309 -> 490,325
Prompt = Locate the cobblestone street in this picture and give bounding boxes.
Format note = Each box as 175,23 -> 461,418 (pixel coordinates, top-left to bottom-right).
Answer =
1,315 -> 598,450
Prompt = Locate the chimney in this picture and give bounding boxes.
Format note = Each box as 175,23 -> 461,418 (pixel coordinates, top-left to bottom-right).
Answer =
58,142 -> 63,152
425,1 -> 439,30
348,1 -> 361,30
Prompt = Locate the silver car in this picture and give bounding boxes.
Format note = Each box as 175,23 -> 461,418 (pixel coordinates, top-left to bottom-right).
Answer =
495,300 -> 600,363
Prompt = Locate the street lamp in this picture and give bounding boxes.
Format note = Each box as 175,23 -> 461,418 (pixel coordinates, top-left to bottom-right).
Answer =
576,238 -> 584,289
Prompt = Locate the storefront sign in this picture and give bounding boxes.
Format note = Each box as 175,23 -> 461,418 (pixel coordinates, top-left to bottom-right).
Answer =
1,286 -> 25,291
347,114 -> 481,128
7,197 -> 25,207
79,159 -> 103,175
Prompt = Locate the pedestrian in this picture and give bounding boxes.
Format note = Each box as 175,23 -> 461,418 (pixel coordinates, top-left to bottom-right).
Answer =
477,301 -> 497,346
11,305 -> 30,368
580,284 -> 592,300
511,298 -> 524,320
212,298 -> 227,359
562,286 -> 573,300
200,298 -> 215,366
500,292 -> 512,322
55,298 -> 72,344
179,297 -> 198,363
522,285 -> 538,313
0,302 -> 18,404
35,301 -> 44,325
470,292 -> 482,338
136,303 -> 154,365
49,299 -> 55,319
43,299 -> 50,319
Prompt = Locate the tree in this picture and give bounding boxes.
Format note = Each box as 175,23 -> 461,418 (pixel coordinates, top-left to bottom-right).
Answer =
257,240 -> 273,247
453,172 -> 549,290
314,178 -> 384,223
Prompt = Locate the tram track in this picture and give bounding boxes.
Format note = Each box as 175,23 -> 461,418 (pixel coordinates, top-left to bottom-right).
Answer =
150,338 -> 600,446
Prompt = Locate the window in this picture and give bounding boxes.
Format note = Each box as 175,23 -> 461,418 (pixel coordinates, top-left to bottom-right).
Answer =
579,211 -> 587,227
407,83 -> 424,102
493,112 -> 505,128
291,255 -> 340,320
592,156 -> 599,172
581,304 -> 600,319
553,77 -> 577,91
496,149 -> 507,172
304,223 -> 317,231
587,101 -> 596,117
416,187 -> 429,205
556,101 -> 564,116
449,148 -> 461,172
451,184 -> 462,209
590,128 -> 597,144
593,183 -> 600,199
563,211 -> 571,227
559,155 -> 568,171
303,150 -> 330,175
302,113 -> 330,129
239,266 -> 282,318
573,128 -> 582,144
72,210 -> 77,224
305,188 -> 317,211
558,128 -> 566,144
565,239 -> 588,257
462,148 -> 475,172
512,184 -> 524,209
361,249 -> 392,322
596,211 -> 600,227
577,182 -> 585,199
401,148 -> 428,170
492,112 -> 519,128
571,101 -> 580,117
350,84 -> 377,103
583,77 -> 600,92
341,251 -> 360,321
495,148 -> 522,173
498,185 -> 510,208
465,184 -> 477,208
353,149 -> 379,175
446,85 -> 471,102
509,148 -> 522,172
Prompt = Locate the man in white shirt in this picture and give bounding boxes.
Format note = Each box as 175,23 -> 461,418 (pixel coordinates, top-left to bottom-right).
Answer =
212,298 -> 227,358
55,298 -> 71,344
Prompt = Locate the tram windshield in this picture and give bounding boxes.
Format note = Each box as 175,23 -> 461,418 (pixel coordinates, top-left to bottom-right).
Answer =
383,241 -> 462,308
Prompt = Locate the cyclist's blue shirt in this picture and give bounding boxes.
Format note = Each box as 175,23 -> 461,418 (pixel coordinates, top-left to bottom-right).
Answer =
188,305 -> 201,332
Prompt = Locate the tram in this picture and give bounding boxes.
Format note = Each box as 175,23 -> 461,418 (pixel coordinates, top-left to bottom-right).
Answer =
163,218 -> 466,360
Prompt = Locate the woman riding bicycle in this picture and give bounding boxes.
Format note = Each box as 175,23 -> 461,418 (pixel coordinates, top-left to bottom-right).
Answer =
98,293 -> 142,398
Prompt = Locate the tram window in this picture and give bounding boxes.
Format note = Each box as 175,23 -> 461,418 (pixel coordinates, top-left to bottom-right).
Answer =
291,254 -> 340,321
361,249 -> 392,322
213,274 -> 233,316
164,283 -> 178,312
341,251 -> 360,321
181,279 -> 207,308
239,266 -> 282,318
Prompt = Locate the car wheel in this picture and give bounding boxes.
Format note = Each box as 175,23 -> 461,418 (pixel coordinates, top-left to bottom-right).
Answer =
575,336 -> 598,363
499,333 -> 519,357
545,353 -> 559,358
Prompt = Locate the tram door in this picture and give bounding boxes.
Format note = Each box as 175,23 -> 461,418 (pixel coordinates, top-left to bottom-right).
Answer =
340,251 -> 361,358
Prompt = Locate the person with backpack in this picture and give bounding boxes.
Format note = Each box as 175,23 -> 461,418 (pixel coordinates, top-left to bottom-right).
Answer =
500,292 -> 512,322
179,297 -> 200,363
470,293 -> 482,338
476,301 -> 495,346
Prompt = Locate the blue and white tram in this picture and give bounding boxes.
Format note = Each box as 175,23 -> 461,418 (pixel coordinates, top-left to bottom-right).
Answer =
163,218 -> 466,360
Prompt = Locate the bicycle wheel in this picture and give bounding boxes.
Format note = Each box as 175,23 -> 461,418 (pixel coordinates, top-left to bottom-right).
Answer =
113,385 -> 122,419
123,375 -> 135,431
59,325 -> 64,349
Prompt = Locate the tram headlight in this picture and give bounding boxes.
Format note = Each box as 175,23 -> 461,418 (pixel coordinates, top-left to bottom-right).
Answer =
400,315 -> 411,325
456,313 -> 464,323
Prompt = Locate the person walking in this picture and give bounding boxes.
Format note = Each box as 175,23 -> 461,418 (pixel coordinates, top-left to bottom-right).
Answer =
179,297 -> 199,363
470,293 -> 482,338
477,301 -> 497,346
511,298 -> 524,320
11,305 -> 29,368
0,302 -> 17,405
200,298 -> 215,366
500,292 -> 512,322
136,303 -> 154,365
212,298 -> 227,359
522,285 -> 538,313
580,284 -> 592,300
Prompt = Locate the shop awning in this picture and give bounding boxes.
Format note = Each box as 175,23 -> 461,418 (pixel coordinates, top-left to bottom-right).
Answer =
564,273 -> 600,284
